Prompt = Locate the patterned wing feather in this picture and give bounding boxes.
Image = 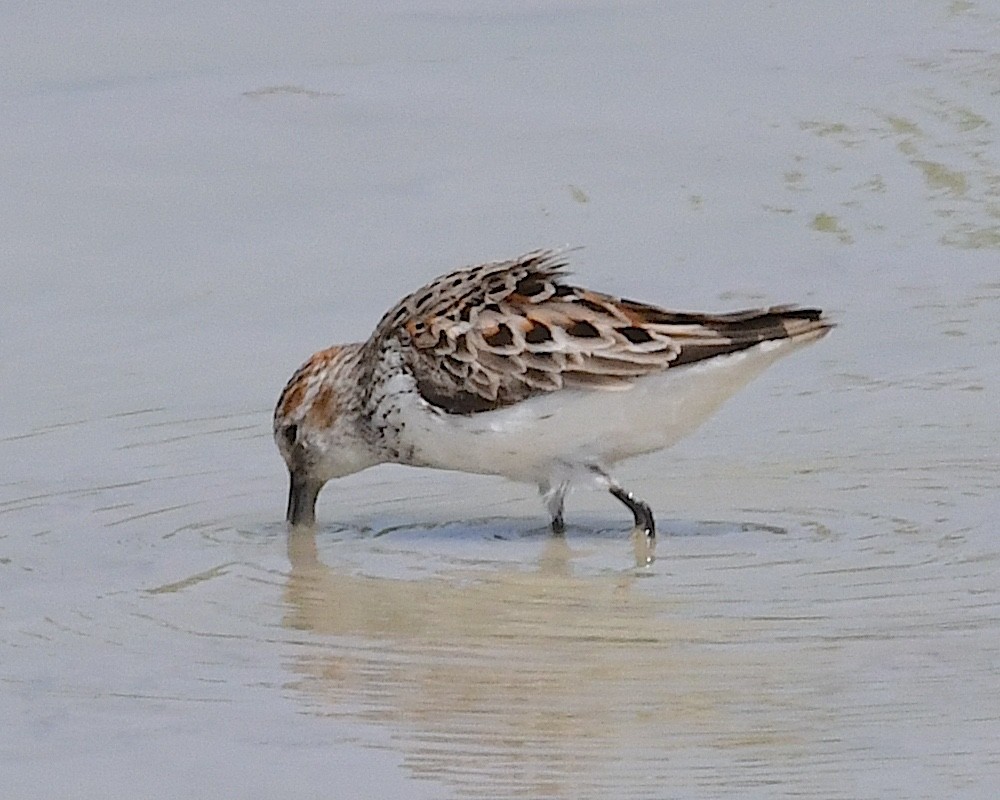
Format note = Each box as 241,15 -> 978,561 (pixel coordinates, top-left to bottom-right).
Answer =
369,251 -> 831,414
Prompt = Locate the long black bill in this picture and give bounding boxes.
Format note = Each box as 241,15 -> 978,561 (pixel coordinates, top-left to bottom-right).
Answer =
286,470 -> 322,526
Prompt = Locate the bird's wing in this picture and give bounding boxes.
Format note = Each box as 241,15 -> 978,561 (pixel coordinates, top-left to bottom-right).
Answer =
370,250 -> 831,414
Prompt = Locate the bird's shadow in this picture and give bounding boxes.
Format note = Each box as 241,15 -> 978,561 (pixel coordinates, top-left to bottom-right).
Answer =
362,515 -> 786,540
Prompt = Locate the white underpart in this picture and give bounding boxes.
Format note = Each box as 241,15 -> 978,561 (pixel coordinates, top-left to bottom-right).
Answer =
392,336 -> 813,490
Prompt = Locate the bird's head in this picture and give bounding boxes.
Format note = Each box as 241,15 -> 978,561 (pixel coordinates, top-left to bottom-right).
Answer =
273,345 -> 376,526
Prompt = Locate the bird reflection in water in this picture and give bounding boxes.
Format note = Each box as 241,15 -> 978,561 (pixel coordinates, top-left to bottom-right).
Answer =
282,524 -> 802,797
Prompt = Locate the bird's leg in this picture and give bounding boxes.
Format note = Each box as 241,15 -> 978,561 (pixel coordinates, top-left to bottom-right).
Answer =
609,485 -> 656,538
585,465 -> 656,538
540,480 -> 570,534
551,509 -> 565,534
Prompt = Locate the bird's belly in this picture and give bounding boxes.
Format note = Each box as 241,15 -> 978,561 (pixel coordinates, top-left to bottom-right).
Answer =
392,338 -> 805,482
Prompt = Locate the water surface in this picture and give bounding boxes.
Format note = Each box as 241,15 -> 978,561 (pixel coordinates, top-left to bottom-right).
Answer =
3,2 -> 998,798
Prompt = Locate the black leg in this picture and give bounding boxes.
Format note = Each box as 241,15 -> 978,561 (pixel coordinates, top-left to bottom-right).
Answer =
609,486 -> 655,538
550,509 -> 566,534
541,480 -> 569,534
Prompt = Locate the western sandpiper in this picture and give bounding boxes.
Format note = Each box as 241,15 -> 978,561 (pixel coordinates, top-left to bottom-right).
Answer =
274,250 -> 831,536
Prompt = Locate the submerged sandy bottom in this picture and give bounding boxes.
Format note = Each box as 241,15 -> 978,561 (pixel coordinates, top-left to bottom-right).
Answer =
3,2 -> 998,798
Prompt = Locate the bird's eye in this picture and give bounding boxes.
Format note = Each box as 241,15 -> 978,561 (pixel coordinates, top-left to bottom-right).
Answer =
282,424 -> 298,447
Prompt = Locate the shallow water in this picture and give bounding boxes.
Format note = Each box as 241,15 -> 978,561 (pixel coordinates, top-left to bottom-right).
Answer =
3,2 -> 999,798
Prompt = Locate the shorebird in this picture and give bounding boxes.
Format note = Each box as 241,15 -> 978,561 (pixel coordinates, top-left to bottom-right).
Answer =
274,250 -> 831,536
